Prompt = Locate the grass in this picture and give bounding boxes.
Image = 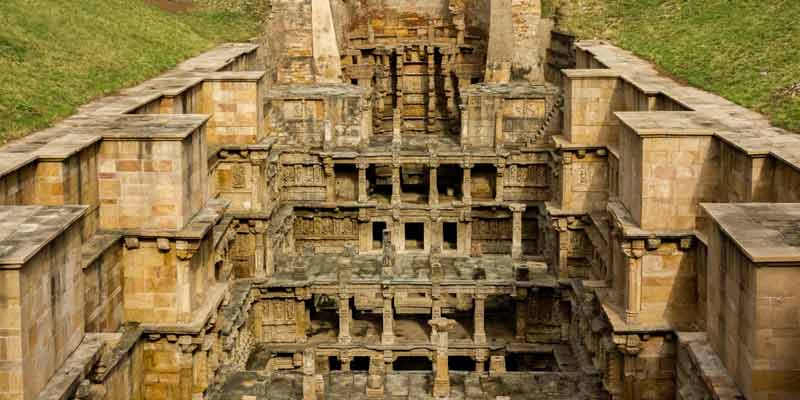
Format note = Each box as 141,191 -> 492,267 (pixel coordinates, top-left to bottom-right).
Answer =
0,0 -> 262,145
548,0 -> 800,133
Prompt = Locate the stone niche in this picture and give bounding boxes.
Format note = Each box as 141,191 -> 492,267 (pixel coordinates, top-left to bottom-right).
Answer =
0,206 -> 87,400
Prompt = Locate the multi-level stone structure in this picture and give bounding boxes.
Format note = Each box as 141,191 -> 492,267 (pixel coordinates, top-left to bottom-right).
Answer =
0,1 -> 798,399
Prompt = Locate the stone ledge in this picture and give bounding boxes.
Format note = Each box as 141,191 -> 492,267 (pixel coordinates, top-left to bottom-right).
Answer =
677,332 -> 744,400
37,335 -> 105,400
0,205 -> 88,266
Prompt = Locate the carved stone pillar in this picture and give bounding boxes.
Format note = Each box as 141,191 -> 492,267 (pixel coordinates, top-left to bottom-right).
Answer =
391,163 -> 401,205
393,109 -> 402,146
510,204 -> 526,260
494,107 -> 504,150
366,356 -> 385,398
429,162 -> 439,207
252,221 -> 266,278
515,295 -> 528,341
459,104 -> 469,147
462,163 -> 473,204
324,158 -> 335,203
358,160 -> 368,203
382,291 -> 395,345
430,288 -> 443,343
624,241 -> 645,324
296,299 -> 308,343
475,349 -> 488,373
338,295 -> 352,344
473,293 -> 487,345
495,162 -> 505,202
175,240 -> 197,323
553,218 -> 569,278
303,349 -> 317,400
178,339 -> 197,400
429,318 -> 456,398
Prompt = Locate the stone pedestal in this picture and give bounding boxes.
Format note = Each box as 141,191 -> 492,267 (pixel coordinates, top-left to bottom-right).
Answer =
366,357 -> 385,398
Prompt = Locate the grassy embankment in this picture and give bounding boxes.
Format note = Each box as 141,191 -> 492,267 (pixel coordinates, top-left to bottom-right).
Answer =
0,0 -> 263,144
546,0 -> 800,132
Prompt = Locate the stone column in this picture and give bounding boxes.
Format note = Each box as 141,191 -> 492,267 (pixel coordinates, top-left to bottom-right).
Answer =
475,349 -> 488,373
510,204 -> 526,260
515,296 -> 527,342
175,241 -> 196,323
366,356 -> 385,398
473,293 -> 487,345
495,163 -> 505,202
462,163 -> 473,204
324,158 -> 335,203
624,241 -> 645,324
358,160 -> 368,203
296,299 -> 308,343
430,288 -> 443,343
338,295 -> 352,344
178,340 -> 197,400
253,222 -> 266,277
429,162 -> 439,206
494,108 -> 504,150
391,162 -> 401,205
382,291 -> 395,345
303,348 -> 317,400
429,318 -> 456,399
459,104 -> 469,147
554,219 -> 570,278
393,108 -> 402,146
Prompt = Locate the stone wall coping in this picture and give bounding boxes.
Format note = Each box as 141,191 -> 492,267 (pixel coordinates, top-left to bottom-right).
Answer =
676,331 -> 745,400
32,133 -> 103,161
0,153 -> 36,177
62,114 -> 210,141
0,205 -> 88,266
616,111 -> 718,137
174,42 -> 258,72
139,282 -> 228,334
461,81 -> 559,97
264,83 -> 369,99
606,201 -> 695,239
701,202 -> 800,263
203,70 -> 266,82
561,68 -> 620,79
36,335 -> 105,400
575,40 -> 800,176
91,323 -> 144,382
80,233 -> 122,270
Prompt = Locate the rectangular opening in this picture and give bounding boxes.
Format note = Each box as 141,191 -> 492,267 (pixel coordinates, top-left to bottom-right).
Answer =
404,222 -> 425,250
367,165 -> 392,203
437,165 -> 463,203
506,352 -> 558,372
372,221 -> 387,250
400,164 -> 428,204
351,356 -> 371,371
393,356 -> 432,371
523,208 -> 539,256
309,295 -> 338,343
329,356 -> 342,371
449,356 -> 475,372
471,165 -> 496,200
443,222 -> 458,250
334,164 -> 358,202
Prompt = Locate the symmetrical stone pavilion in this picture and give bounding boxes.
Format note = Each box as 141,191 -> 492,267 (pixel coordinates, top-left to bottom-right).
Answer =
0,1 -> 798,399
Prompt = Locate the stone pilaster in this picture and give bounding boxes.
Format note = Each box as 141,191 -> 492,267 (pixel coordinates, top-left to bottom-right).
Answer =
381,291 -> 395,345
303,348 -> 317,400
429,161 -> 439,207
391,162 -> 401,205
324,157 -> 335,203
462,162 -> 473,205
357,159 -> 368,203
624,240 -> 645,324
338,294 -> 352,344
510,204 -> 526,260
473,293 -> 487,345
175,240 -> 198,323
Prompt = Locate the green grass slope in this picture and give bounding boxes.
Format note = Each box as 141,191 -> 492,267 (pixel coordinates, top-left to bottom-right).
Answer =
548,0 -> 800,133
0,0 -> 262,144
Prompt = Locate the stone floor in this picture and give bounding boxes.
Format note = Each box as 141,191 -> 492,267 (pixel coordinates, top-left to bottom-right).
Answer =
212,370 -> 606,400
